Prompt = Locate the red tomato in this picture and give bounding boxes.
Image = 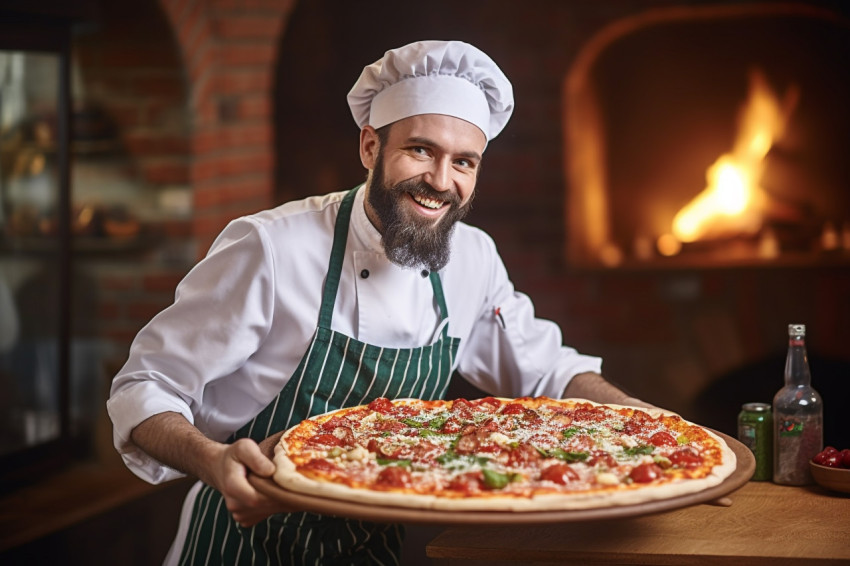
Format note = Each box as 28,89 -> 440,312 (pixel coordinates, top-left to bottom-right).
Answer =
539,463 -> 580,485
841,449 -> 850,469
821,452 -> 844,468
629,463 -> 664,483
649,431 -> 678,447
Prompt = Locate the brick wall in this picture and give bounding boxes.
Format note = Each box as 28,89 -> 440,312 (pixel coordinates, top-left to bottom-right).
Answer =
73,0 -> 848,443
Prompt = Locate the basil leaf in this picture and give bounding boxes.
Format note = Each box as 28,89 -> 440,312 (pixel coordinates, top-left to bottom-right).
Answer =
548,448 -> 589,462
428,414 -> 449,430
562,427 -> 581,439
482,468 -> 511,489
401,418 -> 424,428
436,451 -> 489,469
622,445 -> 654,457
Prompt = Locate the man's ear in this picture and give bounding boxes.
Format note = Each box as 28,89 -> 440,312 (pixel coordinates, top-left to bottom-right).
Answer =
359,126 -> 379,170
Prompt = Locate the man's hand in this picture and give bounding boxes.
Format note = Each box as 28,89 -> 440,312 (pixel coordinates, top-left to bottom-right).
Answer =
563,372 -> 659,410
209,438 -> 290,526
131,413 -> 297,527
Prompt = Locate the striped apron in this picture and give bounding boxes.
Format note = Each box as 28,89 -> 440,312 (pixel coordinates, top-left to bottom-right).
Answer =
178,186 -> 459,565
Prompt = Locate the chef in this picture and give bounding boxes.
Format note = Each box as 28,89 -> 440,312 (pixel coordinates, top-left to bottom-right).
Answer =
108,40 -> 650,565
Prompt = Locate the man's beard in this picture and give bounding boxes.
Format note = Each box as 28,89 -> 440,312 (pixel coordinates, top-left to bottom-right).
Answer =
367,155 -> 474,272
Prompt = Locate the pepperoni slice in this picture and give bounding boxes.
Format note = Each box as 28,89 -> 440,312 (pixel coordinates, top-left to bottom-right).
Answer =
649,431 -> 678,447
670,447 -> 703,468
368,397 -> 394,414
501,403 -> 526,415
306,433 -> 344,448
447,471 -> 484,494
375,466 -> 412,488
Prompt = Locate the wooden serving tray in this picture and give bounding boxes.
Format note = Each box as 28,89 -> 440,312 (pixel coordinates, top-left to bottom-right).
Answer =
248,432 -> 755,526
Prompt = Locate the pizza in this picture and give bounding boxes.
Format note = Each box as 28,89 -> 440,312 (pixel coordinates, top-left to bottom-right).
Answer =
272,396 -> 736,511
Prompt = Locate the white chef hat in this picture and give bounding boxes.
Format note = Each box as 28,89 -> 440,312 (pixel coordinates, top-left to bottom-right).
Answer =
347,40 -> 514,142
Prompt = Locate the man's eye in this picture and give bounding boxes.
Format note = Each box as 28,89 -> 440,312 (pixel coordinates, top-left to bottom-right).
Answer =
411,146 -> 428,155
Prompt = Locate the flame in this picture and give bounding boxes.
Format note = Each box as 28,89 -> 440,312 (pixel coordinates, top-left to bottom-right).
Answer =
671,70 -> 799,244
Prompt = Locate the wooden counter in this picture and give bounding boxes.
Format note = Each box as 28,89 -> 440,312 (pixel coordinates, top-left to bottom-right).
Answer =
426,482 -> 850,565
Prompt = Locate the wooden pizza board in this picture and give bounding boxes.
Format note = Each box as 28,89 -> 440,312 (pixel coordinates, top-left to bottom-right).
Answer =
248,432 -> 755,526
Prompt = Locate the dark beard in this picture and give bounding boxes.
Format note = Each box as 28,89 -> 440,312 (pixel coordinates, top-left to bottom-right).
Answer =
367,154 -> 473,272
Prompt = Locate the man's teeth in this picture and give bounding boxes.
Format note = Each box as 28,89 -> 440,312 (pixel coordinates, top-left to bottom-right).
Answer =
413,195 -> 444,209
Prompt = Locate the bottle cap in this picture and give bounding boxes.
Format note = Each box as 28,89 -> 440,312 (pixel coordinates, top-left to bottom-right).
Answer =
788,323 -> 806,336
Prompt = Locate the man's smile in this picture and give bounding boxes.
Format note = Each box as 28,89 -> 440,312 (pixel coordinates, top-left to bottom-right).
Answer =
408,192 -> 450,217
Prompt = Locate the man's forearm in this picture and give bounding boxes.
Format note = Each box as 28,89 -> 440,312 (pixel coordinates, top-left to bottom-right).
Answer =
130,411 -> 225,488
563,372 -> 653,408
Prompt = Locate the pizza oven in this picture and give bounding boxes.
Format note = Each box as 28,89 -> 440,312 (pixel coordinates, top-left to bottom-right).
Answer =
563,3 -> 850,269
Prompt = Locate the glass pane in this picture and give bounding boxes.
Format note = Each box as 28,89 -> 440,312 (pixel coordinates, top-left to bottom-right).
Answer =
0,51 -> 63,456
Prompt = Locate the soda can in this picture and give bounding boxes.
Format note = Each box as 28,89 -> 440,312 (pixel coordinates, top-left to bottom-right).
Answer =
737,402 -> 773,481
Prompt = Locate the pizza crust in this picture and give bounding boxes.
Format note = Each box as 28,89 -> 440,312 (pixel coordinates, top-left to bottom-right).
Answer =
272,398 -> 737,512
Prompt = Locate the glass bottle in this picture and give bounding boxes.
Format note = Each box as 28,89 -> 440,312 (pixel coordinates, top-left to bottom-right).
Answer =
772,324 -> 823,485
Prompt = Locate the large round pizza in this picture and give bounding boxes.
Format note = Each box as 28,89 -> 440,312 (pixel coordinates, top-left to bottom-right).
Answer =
272,396 -> 736,511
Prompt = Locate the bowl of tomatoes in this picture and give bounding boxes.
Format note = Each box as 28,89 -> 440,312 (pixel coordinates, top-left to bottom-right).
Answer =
810,447 -> 850,494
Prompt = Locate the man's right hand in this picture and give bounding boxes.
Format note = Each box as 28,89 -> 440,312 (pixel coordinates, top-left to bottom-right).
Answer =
131,413 -> 298,527
209,437 -> 295,526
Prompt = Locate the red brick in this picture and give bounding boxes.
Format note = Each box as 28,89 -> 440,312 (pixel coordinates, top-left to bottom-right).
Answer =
97,302 -> 121,320
105,327 -> 144,346
191,149 -> 273,182
236,94 -> 271,119
193,123 -> 272,153
202,68 -> 272,97
124,132 -> 191,157
99,274 -> 137,292
216,43 -> 278,67
143,272 -> 185,293
130,73 -> 186,101
211,15 -> 283,40
127,300 -> 170,321
209,0 -> 295,10
143,160 -> 190,184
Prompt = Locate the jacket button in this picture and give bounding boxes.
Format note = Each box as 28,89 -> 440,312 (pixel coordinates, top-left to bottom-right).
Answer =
360,269 -> 370,279
421,270 -> 429,278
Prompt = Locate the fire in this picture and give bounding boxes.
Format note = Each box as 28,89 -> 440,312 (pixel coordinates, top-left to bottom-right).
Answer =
669,69 -> 799,245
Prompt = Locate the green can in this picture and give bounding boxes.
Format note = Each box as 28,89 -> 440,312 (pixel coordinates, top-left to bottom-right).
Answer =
737,402 -> 773,481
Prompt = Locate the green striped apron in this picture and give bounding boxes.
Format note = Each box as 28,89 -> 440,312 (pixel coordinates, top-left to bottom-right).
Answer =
179,186 -> 460,565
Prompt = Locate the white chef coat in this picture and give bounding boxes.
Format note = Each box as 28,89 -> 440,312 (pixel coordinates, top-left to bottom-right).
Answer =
107,187 -> 602,484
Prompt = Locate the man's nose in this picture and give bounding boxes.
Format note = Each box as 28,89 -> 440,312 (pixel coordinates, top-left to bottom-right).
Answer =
425,158 -> 453,192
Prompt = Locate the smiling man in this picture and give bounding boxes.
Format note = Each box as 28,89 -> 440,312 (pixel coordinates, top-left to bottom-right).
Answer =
108,40 -> 649,566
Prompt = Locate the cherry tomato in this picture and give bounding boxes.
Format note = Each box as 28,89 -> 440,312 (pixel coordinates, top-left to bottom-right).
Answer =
629,462 -> 664,483
540,463 -> 580,485
823,453 -> 844,468
841,449 -> 850,469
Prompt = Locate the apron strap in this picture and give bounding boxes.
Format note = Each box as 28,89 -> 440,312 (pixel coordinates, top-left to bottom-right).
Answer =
318,187 -> 358,329
429,270 -> 450,338
318,185 -> 451,334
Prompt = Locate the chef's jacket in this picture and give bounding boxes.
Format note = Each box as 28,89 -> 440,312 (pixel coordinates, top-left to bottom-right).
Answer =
107,188 -> 602,483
